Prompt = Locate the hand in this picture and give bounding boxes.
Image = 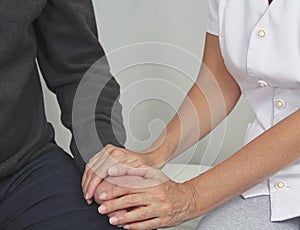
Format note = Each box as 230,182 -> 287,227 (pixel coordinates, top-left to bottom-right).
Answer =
97,167 -> 198,230
81,145 -> 155,204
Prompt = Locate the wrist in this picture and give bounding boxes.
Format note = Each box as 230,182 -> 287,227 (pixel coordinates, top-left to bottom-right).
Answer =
143,141 -> 178,169
176,181 -> 202,221
142,150 -> 165,169
182,180 -> 203,218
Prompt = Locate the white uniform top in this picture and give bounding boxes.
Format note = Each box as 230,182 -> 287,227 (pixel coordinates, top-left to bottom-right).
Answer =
206,0 -> 300,221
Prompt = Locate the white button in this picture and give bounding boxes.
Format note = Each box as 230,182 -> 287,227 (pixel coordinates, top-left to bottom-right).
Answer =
275,181 -> 286,189
258,29 -> 267,38
257,80 -> 269,87
276,99 -> 286,109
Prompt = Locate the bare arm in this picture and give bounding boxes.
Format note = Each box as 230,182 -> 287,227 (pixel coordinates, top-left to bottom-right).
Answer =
146,33 -> 241,166
186,108 -> 300,217
97,109 -> 300,229
82,33 -> 241,200
94,34 -> 300,229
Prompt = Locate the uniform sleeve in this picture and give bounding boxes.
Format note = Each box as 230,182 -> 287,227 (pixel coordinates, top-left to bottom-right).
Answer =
33,0 -> 126,172
206,0 -> 220,36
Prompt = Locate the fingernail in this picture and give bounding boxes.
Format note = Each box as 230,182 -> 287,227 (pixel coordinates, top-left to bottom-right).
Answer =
109,217 -> 118,225
99,192 -> 106,200
123,225 -> 130,229
87,199 -> 93,205
85,192 -> 90,200
98,205 -> 106,214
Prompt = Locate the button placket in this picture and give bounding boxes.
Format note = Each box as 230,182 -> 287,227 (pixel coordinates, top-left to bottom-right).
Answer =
246,25 -> 270,82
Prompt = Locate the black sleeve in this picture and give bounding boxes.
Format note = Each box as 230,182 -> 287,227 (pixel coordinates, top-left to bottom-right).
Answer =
33,0 -> 126,172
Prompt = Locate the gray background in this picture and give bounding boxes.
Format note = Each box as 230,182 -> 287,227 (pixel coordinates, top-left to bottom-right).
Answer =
41,0 -> 255,167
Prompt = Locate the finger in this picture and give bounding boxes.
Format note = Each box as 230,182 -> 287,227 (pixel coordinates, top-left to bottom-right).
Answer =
94,180 -> 117,204
123,218 -> 161,230
88,149 -> 123,179
104,175 -> 158,193
82,166 -> 93,199
86,199 -> 93,205
88,143 -> 116,166
81,165 -> 88,191
98,194 -> 148,214
110,206 -> 157,226
128,167 -> 167,184
126,168 -> 148,177
127,168 -> 156,180
108,163 -> 152,178
122,157 -> 147,168
87,152 -> 106,177
98,176 -> 145,201
108,209 -> 128,218
83,146 -> 122,200
82,149 -> 105,197
85,172 -> 102,200
108,163 -> 129,177
87,145 -> 117,178
97,183 -> 131,202
85,155 -> 114,199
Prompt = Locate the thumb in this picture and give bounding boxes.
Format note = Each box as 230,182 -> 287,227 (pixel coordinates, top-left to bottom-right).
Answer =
108,163 -> 128,176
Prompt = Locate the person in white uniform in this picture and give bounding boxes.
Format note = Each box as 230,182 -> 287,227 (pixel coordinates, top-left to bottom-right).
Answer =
80,0 -> 300,229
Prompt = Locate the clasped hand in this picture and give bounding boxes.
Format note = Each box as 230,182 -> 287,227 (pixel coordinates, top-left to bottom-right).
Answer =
81,145 -> 197,230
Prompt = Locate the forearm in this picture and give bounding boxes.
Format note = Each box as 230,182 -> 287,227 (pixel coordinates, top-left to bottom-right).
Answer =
146,74 -> 231,166
145,34 -> 241,167
185,109 -> 300,218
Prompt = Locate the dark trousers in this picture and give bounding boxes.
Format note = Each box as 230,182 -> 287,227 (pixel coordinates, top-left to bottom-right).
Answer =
0,148 -> 120,230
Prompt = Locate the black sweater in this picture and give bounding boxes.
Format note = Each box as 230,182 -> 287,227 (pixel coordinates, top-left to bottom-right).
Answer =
0,0 -> 126,177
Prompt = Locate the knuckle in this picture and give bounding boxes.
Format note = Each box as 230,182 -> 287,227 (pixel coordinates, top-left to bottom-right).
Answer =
87,163 -> 97,173
111,189 -> 118,198
157,219 -> 163,227
85,164 -> 90,172
94,168 -> 103,177
126,196 -> 137,205
146,222 -> 156,230
110,149 -> 123,159
96,187 -> 107,198
104,144 -> 113,152
94,190 -> 101,200
140,210 -> 148,219
109,151 -> 117,158
88,153 -> 99,163
88,166 -> 96,175
130,158 -> 144,167
107,203 -> 114,212
94,196 -> 101,205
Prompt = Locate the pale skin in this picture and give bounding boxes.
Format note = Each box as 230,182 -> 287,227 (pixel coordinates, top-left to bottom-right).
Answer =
82,33 -> 300,229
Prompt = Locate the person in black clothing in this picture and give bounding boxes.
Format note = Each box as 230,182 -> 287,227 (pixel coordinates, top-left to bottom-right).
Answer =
0,0 -> 125,228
